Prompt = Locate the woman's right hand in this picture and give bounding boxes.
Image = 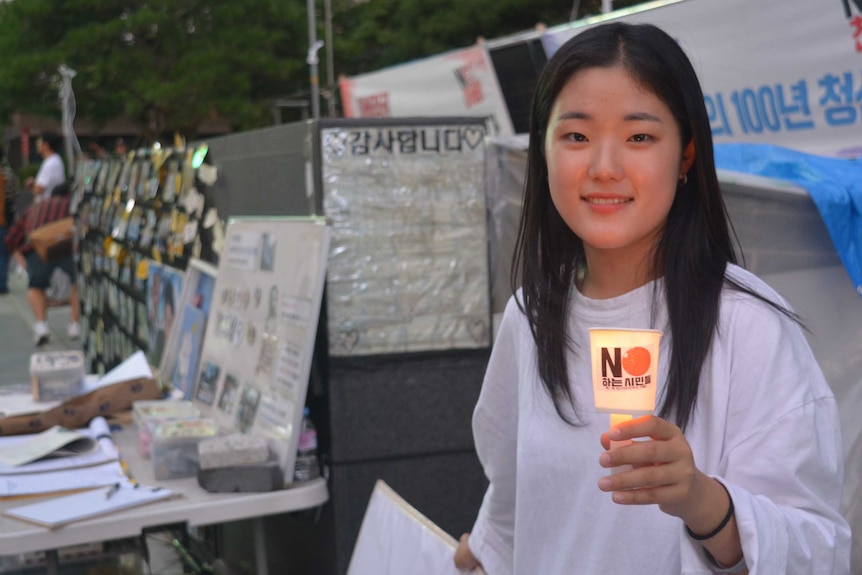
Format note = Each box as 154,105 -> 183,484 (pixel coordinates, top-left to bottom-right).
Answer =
454,533 -> 481,571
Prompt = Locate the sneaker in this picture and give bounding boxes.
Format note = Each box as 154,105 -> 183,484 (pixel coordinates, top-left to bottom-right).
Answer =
34,322 -> 50,346
67,322 -> 81,340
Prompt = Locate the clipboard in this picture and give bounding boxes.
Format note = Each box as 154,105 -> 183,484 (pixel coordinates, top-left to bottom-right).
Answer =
347,480 -> 487,575
3,483 -> 175,529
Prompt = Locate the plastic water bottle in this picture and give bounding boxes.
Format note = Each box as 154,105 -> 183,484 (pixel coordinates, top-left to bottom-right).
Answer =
293,407 -> 320,482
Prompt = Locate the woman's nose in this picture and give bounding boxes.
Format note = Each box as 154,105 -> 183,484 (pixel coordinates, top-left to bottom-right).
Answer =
587,141 -> 623,181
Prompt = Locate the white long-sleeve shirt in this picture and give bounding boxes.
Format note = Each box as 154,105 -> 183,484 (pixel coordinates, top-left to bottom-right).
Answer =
468,265 -> 850,574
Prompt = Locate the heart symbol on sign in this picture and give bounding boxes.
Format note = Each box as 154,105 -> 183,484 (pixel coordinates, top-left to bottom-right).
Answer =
467,319 -> 488,343
463,127 -> 484,150
340,330 -> 359,351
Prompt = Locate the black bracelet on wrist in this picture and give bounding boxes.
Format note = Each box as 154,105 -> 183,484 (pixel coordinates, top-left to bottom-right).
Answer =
685,483 -> 735,541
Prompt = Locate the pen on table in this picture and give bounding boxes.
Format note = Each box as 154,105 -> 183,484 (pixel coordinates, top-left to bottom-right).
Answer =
119,455 -> 138,487
105,482 -> 121,499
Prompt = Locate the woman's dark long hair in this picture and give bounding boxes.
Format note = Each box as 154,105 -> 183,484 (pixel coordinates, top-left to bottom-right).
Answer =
512,22 -> 745,432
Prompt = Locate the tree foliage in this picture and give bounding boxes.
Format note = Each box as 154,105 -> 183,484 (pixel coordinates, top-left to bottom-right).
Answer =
0,0 -> 646,139
330,0 -> 640,75
0,0 -> 308,139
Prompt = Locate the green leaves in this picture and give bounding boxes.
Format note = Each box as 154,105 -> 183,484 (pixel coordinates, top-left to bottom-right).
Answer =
0,0 -> 307,138
0,0 -> 645,139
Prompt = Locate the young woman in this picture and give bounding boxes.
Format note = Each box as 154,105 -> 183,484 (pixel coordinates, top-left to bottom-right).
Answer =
454,22 -> 850,574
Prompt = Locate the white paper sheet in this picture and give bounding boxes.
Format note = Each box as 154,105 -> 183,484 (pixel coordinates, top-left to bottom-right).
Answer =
0,417 -> 118,474
88,350 -> 153,390
4,482 -> 173,528
347,480 -> 484,575
0,426 -> 96,468
0,461 -> 125,498
0,394 -> 61,419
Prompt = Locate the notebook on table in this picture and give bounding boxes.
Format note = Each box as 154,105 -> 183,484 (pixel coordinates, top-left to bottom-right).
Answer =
3,483 -> 175,529
0,416 -> 118,473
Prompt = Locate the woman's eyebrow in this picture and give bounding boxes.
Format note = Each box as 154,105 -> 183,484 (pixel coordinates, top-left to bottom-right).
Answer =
556,111 -> 590,121
623,112 -> 661,122
554,111 -> 662,122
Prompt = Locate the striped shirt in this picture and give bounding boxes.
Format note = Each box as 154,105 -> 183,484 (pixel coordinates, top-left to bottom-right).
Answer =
5,195 -> 71,254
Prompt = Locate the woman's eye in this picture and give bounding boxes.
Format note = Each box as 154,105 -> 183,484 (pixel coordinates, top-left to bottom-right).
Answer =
630,134 -> 652,143
565,132 -> 587,142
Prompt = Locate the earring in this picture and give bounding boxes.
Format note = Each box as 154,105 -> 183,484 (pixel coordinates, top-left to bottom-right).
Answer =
679,174 -> 688,185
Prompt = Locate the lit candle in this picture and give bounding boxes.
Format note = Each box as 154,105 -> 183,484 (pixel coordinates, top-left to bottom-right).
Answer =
589,328 -> 663,474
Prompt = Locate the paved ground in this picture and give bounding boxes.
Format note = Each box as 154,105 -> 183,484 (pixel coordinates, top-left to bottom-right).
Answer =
0,269 -> 82,388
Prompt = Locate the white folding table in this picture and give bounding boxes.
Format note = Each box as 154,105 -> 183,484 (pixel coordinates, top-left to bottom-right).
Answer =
0,425 -> 328,574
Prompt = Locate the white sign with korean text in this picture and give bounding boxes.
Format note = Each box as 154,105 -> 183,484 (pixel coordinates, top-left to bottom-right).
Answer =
339,45 -> 514,136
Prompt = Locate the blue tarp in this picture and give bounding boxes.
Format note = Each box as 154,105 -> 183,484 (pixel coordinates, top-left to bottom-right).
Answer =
714,143 -> 862,297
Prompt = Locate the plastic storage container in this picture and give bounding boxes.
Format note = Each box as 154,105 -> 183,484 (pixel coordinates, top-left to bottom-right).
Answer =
151,419 -> 218,480
29,351 -> 85,401
132,400 -> 201,458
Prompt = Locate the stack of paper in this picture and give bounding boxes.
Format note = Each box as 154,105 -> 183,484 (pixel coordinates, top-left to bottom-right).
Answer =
3,483 -> 174,528
0,416 -> 122,497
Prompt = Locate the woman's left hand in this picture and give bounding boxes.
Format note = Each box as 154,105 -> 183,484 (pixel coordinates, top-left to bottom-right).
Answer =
597,415 -> 712,523
599,416 -> 746,570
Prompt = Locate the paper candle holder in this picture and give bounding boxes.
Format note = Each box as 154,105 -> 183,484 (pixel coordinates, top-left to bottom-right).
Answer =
589,328 -> 662,416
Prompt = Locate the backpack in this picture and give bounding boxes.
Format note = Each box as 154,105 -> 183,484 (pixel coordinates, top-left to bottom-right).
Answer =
2,168 -> 18,225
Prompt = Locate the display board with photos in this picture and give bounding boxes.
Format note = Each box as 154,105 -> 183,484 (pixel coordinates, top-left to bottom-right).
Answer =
73,144 -> 210,374
159,258 -> 218,399
145,261 -> 185,368
192,217 -> 330,481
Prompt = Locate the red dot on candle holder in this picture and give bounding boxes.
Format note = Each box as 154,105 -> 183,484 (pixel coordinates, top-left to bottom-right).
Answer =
622,346 -> 650,376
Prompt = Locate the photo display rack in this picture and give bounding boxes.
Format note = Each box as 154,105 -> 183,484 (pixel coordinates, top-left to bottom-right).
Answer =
73,145 -> 208,374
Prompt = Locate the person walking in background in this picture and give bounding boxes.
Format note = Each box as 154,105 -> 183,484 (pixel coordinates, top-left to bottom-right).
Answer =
114,138 -> 129,156
454,22 -> 849,574
0,148 -> 19,295
24,132 -> 65,204
5,181 -> 80,345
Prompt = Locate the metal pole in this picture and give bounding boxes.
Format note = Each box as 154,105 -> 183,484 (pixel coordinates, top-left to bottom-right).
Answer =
602,0 -> 613,14
570,0 -> 582,21
306,0 -> 320,121
324,0 -> 335,117
58,64 -> 80,173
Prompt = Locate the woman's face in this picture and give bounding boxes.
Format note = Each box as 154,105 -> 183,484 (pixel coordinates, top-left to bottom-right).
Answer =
544,65 -> 692,262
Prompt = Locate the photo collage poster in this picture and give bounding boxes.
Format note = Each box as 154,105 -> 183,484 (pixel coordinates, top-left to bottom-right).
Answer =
160,258 -> 218,399
192,217 -> 330,480
146,261 -> 185,368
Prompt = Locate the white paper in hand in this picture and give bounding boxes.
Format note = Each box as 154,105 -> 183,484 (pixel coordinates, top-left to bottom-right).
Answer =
347,480 -> 484,575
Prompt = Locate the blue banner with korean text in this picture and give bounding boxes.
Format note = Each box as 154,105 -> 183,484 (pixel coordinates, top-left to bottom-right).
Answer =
542,0 -> 862,159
